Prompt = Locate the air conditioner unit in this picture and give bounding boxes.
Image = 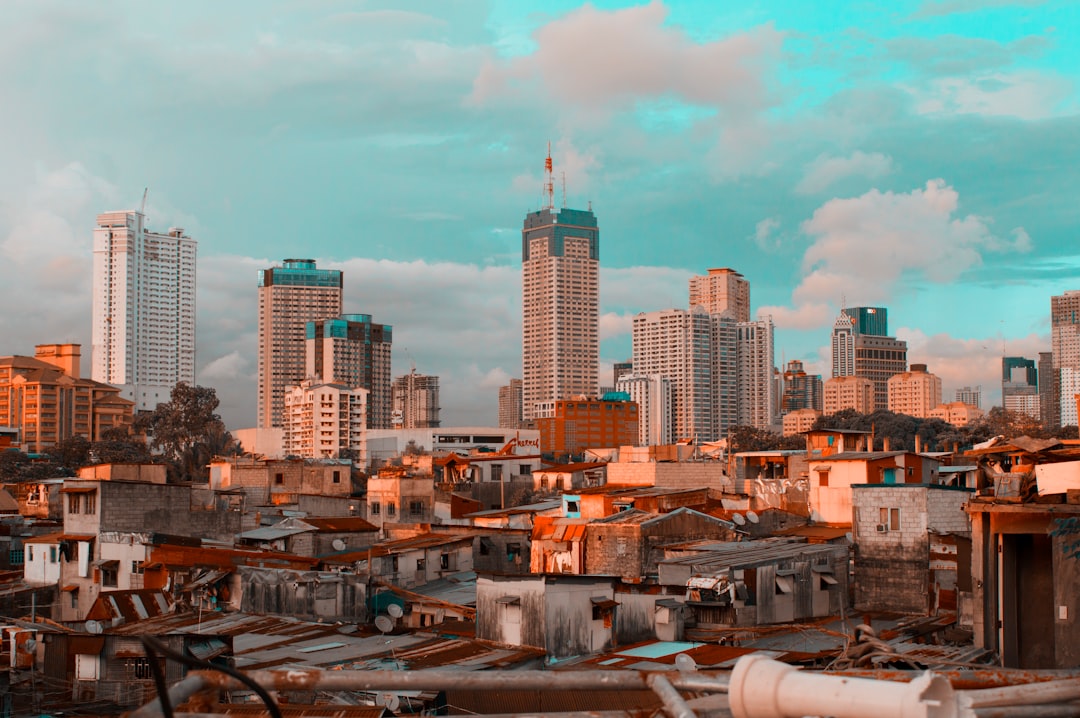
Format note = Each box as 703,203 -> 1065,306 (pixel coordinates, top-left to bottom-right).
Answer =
876,524 -> 888,533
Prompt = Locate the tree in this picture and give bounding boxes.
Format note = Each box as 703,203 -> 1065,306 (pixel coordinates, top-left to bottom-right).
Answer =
135,383 -> 234,481
963,407 -> 1049,444
728,425 -> 804,452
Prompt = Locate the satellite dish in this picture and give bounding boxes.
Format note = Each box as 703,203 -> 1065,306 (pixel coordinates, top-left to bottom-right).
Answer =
387,603 -> 403,618
377,694 -> 401,711
746,511 -> 760,524
86,620 -> 103,635
374,615 -> 394,634
22,638 -> 37,653
731,513 -> 746,526
332,538 -> 347,551
675,653 -> 698,672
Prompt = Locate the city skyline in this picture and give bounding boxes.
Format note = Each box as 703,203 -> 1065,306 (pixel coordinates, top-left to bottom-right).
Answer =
0,1 -> 1074,428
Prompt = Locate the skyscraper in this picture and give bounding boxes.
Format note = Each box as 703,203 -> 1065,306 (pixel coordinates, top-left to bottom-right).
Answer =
1002,357 -> 1039,420
782,360 -> 823,413
1039,351 -> 1056,427
521,150 -> 599,422
92,210 -> 196,412
257,259 -> 342,428
843,306 -> 888,336
306,314 -> 393,430
392,369 -> 440,429
736,317 -> 776,430
831,313 -> 856,378
830,306 -> 906,409
689,268 -> 750,322
498,378 -> 524,429
616,374 -> 673,446
1050,291 -> 1080,427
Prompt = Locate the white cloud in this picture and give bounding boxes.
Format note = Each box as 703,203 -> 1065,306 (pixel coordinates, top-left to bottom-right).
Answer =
910,70 -> 1076,120
753,216 -> 782,251
795,151 -> 894,195
757,302 -> 833,330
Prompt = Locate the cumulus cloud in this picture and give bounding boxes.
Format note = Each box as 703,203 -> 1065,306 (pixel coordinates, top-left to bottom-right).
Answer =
761,179 -> 1032,330
757,303 -> 833,330
795,151 -> 894,195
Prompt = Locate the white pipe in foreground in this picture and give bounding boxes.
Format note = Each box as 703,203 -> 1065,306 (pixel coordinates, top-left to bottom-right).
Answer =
729,654 -> 958,718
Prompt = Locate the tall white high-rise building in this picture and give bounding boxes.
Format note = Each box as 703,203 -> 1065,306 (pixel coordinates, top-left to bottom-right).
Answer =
521,150 -> 599,422
283,379 -> 367,460
92,210 -> 196,412
831,312 -> 856,378
616,374 -> 673,446
736,317 -> 776,430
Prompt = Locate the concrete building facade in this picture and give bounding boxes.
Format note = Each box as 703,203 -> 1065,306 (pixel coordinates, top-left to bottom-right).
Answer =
689,267 -> 750,322
391,370 -> 440,429
257,259 -> 342,428
92,210 -> 196,412
521,176 -> 599,422
615,374 -> 673,446
887,364 -> 943,418
306,314 -> 392,430
736,317 -> 775,430
822,375 -> 875,415
929,401 -> 985,427
535,397 -> 639,456
1003,356 -> 1040,420
282,379 -> 367,460
498,379 -> 524,430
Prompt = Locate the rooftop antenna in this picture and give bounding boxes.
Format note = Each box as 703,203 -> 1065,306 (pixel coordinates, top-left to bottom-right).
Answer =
561,171 -> 567,208
544,142 -> 555,210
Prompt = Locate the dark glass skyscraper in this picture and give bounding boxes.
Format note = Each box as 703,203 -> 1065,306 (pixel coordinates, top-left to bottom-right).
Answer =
843,307 -> 888,336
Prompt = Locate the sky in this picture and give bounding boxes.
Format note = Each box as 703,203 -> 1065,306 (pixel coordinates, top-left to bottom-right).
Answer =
1,0 -> 1078,430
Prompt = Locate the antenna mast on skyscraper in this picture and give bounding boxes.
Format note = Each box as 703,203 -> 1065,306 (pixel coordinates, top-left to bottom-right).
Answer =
561,171 -> 567,208
544,142 -> 555,210
140,187 -> 148,216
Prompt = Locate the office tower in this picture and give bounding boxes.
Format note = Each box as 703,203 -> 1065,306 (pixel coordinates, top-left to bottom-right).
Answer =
92,210 -> 196,412
1050,291 -> 1080,427
831,313 -> 856,378
689,268 -> 750,322
498,378 -> 524,429
392,369 -> 440,429
1,345 -> 134,453
613,361 -> 633,387
1002,357 -> 1040,419
712,314 -> 739,435
306,314 -> 393,430
632,308 -> 717,441
535,397 -> 639,456
954,386 -> 982,409
823,376 -> 875,415
521,149 -> 599,422
616,374 -> 673,446
257,259 -> 343,428
1039,351 -> 1056,428
887,364 -> 942,418
830,306 -> 906,408
782,359 -> 823,413
283,379 -> 367,460
736,318 -> 775,430
843,306 -> 888,336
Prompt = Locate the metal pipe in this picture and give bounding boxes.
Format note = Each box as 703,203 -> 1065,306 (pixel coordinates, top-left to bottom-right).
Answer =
962,678 -> 1080,708
128,673 -> 211,718
647,673 -> 698,718
973,705 -> 1080,718
832,669 -> 1080,690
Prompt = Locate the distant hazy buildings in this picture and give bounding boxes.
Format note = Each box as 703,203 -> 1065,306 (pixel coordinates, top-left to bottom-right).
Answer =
392,369 -> 440,429
1039,351 -> 1056,428
929,401 -> 984,427
521,151 -> 599,422
306,314 -> 393,430
823,375 -> 875,415
92,210 -> 196,412
283,379 -> 367,460
616,373 -> 673,446
689,268 -> 750,322
257,259 -> 342,428
0,344 -> 134,453
736,318 -> 776,430
1050,291 -> 1080,427
498,379 -> 524,430
887,364 -> 942,418
1002,357 -> 1039,420
783,408 -> 821,437
954,386 -> 982,409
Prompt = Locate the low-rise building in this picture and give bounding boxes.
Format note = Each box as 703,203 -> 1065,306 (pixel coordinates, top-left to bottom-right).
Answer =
808,451 -> 943,524
929,401 -> 985,427
887,363 -> 943,418
534,396 -> 639,456
782,408 -> 821,437
822,375 -> 875,415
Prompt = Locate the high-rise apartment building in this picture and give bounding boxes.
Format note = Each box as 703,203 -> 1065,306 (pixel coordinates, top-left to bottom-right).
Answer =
282,379 -> 367,460
521,151 -> 599,422
92,211 -> 196,412
887,364 -> 942,418
616,374 -> 673,446
736,318 -> 776,430
781,360 -> 823,413
306,314 -> 393,430
632,308 -> 718,442
1003,358 -> 1040,419
535,397 -> 638,456
613,361 -> 634,387
831,313 -> 856,378
498,379 -> 524,429
1050,291 -> 1080,428
257,259 -> 342,428
954,386 -> 982,409
689,268 -> 750,322
823,375 -> 875,415
1039,351 -> 1057,429
391,370 -> 440,429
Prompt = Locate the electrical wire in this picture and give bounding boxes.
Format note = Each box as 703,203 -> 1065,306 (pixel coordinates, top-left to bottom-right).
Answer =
142,636 -> 175,718
140,635 -> 284,718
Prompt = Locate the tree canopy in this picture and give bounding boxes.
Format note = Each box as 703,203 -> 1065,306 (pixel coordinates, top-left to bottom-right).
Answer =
134,383 -> 238,481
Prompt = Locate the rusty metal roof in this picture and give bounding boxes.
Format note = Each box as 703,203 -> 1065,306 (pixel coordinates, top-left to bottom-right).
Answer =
303,516 -> 379,532
531,516 -> 589,541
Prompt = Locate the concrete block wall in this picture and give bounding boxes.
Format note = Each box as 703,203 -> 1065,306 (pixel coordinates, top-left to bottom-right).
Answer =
607,462 -> 730,490
926,488 -> 973,533
585,525 -> 641,577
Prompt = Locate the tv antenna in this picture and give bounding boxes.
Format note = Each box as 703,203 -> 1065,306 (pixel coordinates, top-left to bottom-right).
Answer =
543,142 -> 555,210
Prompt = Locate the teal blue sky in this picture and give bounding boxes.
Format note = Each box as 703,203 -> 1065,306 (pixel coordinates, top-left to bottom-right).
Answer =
1,0 -> 1077,427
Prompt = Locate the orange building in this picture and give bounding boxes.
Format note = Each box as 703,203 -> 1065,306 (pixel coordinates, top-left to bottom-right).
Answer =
0,344 -> 134,453
535,397 -> 639,456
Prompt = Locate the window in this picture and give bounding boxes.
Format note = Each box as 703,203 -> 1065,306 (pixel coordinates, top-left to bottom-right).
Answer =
387,502 -> 396,517
332,470 -> 341,484
132,658 -> 154,680
101,566 -> 118,588
275,472 -> 284,485
507,543 -> 521,563
440,553 -> 450,570
132,561 -> 145,575
491,464 -> 503,482
566,500 -> 579,513
409,500 -> 424,516
371,502 -> 380,515
49,546 -> 58,564
878,507 -> 901,531
68,494 -> 81,514
416,558 -> 426,572
9,549 -> 23,566
616,537 -> 628,556
85,493 -> 96,514
28,546 -> 34,562
817,470 -> 829,487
